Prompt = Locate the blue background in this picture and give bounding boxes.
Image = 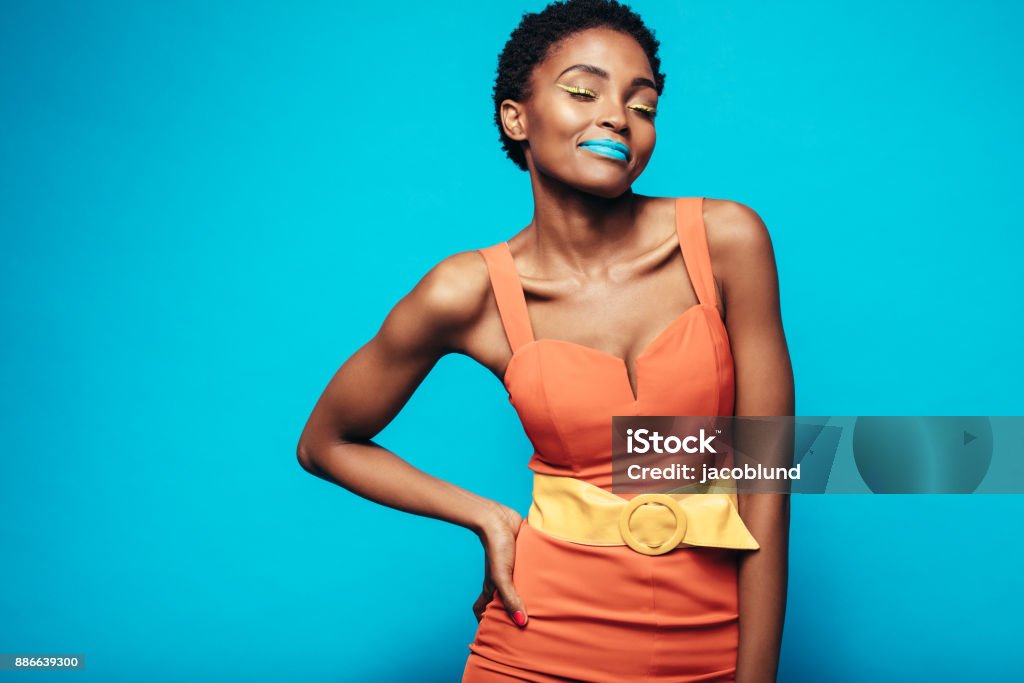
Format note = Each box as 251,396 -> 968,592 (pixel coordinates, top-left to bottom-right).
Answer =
2,1 -> 1022,681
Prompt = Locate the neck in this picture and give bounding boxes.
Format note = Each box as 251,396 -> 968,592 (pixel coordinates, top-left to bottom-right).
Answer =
525,171 -> 643,276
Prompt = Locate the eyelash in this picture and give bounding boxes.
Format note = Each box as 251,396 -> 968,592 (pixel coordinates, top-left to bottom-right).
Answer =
555,83 -> 657,119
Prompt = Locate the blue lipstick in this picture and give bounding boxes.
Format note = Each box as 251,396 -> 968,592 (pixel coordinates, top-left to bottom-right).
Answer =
578,138 -> 631,161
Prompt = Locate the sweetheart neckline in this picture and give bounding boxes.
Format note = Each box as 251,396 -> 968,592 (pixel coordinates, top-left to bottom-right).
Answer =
502,302 -> 723,402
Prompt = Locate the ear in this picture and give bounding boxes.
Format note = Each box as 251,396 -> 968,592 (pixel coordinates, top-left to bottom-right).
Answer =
500,99 -> 528,141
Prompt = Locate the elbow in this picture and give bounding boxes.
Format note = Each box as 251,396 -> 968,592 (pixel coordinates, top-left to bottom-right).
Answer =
297,435 -> 357,474
297,413 -> 365,475
296,439 -> 320,474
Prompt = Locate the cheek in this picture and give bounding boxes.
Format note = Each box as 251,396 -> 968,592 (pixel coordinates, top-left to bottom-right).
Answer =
630,127 -> 657,163
532,111 -> 581,145
530,100 -> 587,140
527,117 -> 584,167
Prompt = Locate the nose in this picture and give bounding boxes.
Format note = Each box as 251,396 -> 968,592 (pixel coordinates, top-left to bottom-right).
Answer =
597,99 -> 629,133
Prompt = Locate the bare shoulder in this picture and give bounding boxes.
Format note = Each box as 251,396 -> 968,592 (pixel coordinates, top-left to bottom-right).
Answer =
413,249 -> 492,325
378,249 -> 494,357
701,198 -> 779,316
702,198 -> 774,260
703,198 -> 776,281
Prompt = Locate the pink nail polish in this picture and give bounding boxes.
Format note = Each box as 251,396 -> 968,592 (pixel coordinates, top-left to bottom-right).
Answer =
513,610 -> 527,627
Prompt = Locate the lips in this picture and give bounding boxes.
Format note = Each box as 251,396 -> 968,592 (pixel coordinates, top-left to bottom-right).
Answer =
578,138 -> 631,161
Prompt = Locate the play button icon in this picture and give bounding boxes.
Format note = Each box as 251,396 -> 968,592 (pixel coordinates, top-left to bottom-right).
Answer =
853,417 -> 993,493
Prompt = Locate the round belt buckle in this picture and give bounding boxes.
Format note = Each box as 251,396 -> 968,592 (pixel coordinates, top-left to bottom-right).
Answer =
618,494 -> 688,556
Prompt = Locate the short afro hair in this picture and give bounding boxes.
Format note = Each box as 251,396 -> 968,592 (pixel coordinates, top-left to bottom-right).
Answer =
493,0 -> 666,171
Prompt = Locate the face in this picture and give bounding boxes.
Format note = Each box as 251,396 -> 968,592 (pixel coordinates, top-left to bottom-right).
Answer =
502,27 -> 659,198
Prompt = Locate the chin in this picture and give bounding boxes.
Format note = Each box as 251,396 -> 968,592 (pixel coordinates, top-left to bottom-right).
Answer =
574,158 -> 649,197
571,171 -> 636,199
531,156 -> 641,198
580,182 -> 632,199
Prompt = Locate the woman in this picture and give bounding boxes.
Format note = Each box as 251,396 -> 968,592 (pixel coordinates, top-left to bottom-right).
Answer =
297,0 -> 793,681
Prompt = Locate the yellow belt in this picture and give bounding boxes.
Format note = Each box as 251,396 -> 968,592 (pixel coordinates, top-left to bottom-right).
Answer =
527,473 -> 760,556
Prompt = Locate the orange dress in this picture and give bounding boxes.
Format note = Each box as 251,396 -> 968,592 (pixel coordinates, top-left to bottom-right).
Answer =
463,197 -> 745,683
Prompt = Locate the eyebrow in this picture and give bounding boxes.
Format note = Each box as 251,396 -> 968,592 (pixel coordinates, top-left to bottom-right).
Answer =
555,63 -> 657,92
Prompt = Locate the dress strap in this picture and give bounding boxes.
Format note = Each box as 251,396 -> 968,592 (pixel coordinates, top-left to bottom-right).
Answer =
675,196 -> 718,309
478,242 -> 536,353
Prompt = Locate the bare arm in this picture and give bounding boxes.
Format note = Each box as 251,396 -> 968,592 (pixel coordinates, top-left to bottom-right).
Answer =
710,200 -> 794,683
296,251 -> 497,531
296,251 -> 530,625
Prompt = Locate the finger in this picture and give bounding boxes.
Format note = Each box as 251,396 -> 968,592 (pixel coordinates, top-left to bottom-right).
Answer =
474,584 -> 494,608
473,596 -> 490,621
472,594 -> 487,622
473,576 -> 498,618
492,572 -> 527,627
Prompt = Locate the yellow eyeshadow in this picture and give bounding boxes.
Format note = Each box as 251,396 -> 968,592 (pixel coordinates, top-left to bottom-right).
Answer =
555,83 -> 596,97
555,82 -> 656,116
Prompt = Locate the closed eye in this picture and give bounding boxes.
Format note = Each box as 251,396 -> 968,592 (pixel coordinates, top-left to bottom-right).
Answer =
555,83 -> 597,98
556,82 -> 656,120
628,104 -> 657,119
